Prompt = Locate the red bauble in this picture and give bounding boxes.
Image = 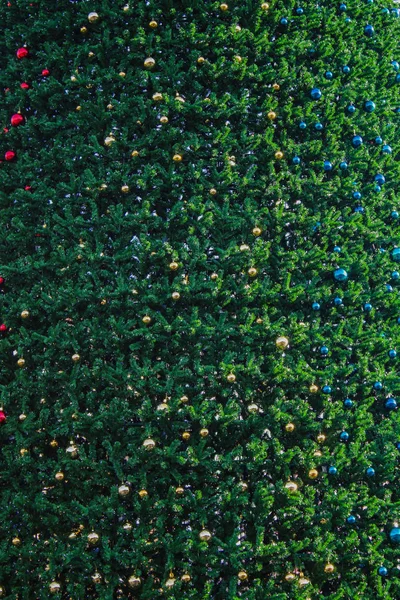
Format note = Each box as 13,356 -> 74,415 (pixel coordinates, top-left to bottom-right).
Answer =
0,411 -> 6,424
0,324 -> 7,332
11,114 -> 24,127
3,128 -> 9,133
20,82 -> 29,89
16,47 -> 29,59
41,69 -> 50,76
0,277 -> 4,285
5,150 -> 16,161
24,185 -> 32,191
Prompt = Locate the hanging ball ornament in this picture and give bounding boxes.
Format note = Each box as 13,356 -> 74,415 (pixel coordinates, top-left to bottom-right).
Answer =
173,154 -> 183,162
182,431 -> 191,441
144,57 -> 155,69
285,423 -> 295,432
55,472 -> 64,481
238,571 -> 248,581
227,373 -> 236,382
143,438 -> 156,450
248,267 -> 258,277
11,114 -> 24,127
253,226 -> 262,236
0,587 -> 5,597
92,573 -> 102,584
390,527 -> 400,543
87,532 -> 100,545
181,574 -> 191,583
199,529 -> 212,542
66,444 -> 78,458
175,486 -> 184,495
0,412 -> 5,424
309,469 -> 319,479
12,537 -> 21,546
276,336 -> 289,349
5,150 -> 16,161
261,2 -> 270,9
142,315 -> 151,324
16,47 -> 29,59
171,291 -> 181,300
275,150 -> 284,160
149,20 -> 158,28
17,358 -> 25,367
220,3 -> 229,9
88,12 -> 100,22
138,489 -> 148,498
21,310 -> 30,319
49,582 -> 61,593
128,576 -> 141,589
169,261 -> 179,270
285,573 -> 296,582
153,92 -> 163,101
118,484 -> 131,496
248,403 -> 259,414
104,135 -> 115,146
72,353 -> 80,362
324,563 -> 335,573
285,481 -> 298,492
200,428 -> 209,438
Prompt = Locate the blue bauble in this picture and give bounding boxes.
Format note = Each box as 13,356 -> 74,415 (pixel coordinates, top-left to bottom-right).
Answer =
322,385 -> 332,394
292,156 -> 301,165
345,16 -> 351,22
334,296 -> 343,305
392,248 -> 400,261
396,73 -> 400,83
299,121 -> 307,129
352,135 -> 363,147
389,269 -> 398,278
374,381 -> 383,390
385,398 -> 397,409
311,87 -> 322,100
354,206 -> 364,213
353,191 -> 362,200
344,398 -> 353,407
347,515 -> 356,524
339,3 -> 347,10
315,122 -> 324,130
397,317 -> 400,324
312,302 -> 320,310
328,466 -> 337,475
296,7 -> 304,15
280,17 -> 288,26
342,65 -> 351,74
392,60 -> 400,71
382,7 -> 390,14
364,100 -> 376,112
390,527 -> 400,543
386,284 -> 393,292
340,431 -> 349,441
378,567 -> 388,576
339,161 -> 348,170
374,185 -> 381,193
389,349 -> 397,358
334,246 -> 341,252
364,303 -> 372,312
396,442 -> 400,450
393,9 -> 400,18
391,211 -> 399,219
375,136 -> 383,144
320,346 -> 329,355
366,467 -> 375,477
347,104 -> 356,113
324,160 -> 333,171
334,268 -> 348,281
325,71 -> 333,80
382,145 -> 392,154
375,173 -> 386,185
364,24 -> 375,37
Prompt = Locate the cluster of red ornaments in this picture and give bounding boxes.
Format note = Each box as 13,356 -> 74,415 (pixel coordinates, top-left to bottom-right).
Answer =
0,277 -> 6,423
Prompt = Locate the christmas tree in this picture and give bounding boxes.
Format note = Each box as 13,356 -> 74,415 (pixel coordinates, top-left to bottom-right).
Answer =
1,0 -> 400,598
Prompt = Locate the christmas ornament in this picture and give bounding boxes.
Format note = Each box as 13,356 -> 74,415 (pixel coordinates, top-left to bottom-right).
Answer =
199,428 -> 209,437
88,12 -> 100,22
131,150 -> 139,157
143,438 -> 156,450
238,571 -> 248,581
275,150 -> 284,159
227,373 -> 236,382
285,481 -> 298,492
42,69 -> 50,76
160,116 -> 168,123
144,57 -> 155,69
378,567 -> 388,576
276,336 -> 289,349
72,354 -> 80,362
149,20 -> 158,28
199,529 -> 212,541
334,268 -> 348,281
5,150 -> 16,161
248,267 -> 257,276
49,582 -> 61,593
138,489 -> 148,498
328,466 -> 337,475
175,486 -> 184,494
66,444 -> 78,458
389,527 -> 400,543
55,472 -> 64,481
0,587 -> 5,597
308,469 -> 318,479
0,325 -> 6,332
310,88 -> 322,100
210,273 -> 218,280
252,226 -> 262,236
142,315 -> 151,324
324,563 -> 335,573
17,358 -> 25,367
267,111 -> 276,120
92,573 -> 102,584
285,573 -> 296,582
220,3 -> 228,10
309,384 -> 318,393
104,135 -> 115,146
285,423 -> 295,432
182,432 -> 191,440
247,403 -> 259,413
11,114 -> 24,126
12,537 -> 21,546
261,2 -> 269,9
153,92 -> 163,101
87,532 -> 100,545
181,574 -> 191,583
21,310 -> 30,318
172,292 -> 180,300
118,484 -> 130,496
165,573 -> 175,589
128,576 -> 141,588
173,154 -> 183,162
16,47 -> 29,59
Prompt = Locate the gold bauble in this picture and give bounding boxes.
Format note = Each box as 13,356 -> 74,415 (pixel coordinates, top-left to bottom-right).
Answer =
234,55 -> 242,62
153,92 -> 163,101
220,2 -> 228,10
285,422 -> 295,432
209,188 -> 217,195
256,317 -> 263,324
227,373 -> 236,383
104,135 -> 115,146
197,57 -> 205,64
238,570 -> 248,581
19,413 -> 26,421
121,185 -> 129,193
80,26 -> 88,33
276,336 -> 289,349
144,57 -> 155,69
324,563 -> 335,573
88,12 -> 99,23
123,521 -> 132,530
285,481 -> 298,492
210,272 -> 218,280
12,537 -> 21,546
128,576 -> 141,589
247,403 -> 259,414
49,581 -> 61,593
20,448 -> 28,456
285,572 -> 296,582
181,573 -> 191,583
199,428 -> 209,438
76,105 -> 82,111
66,444 -> 78,458
299,576 -> 310,586
157,402 -> 168,411
142,315 -> 151,324
275,150 -> 284,160
88,52 -> 95,58
267,111 -> 276,120
138,489 -> 148,498
0,586 -> 5,597
272,83 -> 280,91
70,75 -> 77,82
175,486 -> 184,495
143,438 -> 156,450
118,484 -> 130,496
169,261 -> 179,270
180,395 -> 189,403
199,529 -> 212,542
314,450 -> 322,457
261,2 -> 270,9
235,25 -> 241,31
240,243 -> 250,251
50,440 -> 58,448
87,532 -> 100,545
149,20 -> 158,28
55,472 -> 64,481
182,432 -> 191,441
160,116 -> 169,124
172,292 -> 180,300
21,310 -> 30,319
239,481 -> 248,491
165,574 -> 175,589
17,358 -> 25,367
317,434 -> 326,443
173,154 -> 183,162
131,150 -> 139,157
123,4 -> 130,12
107,104 -> 113,110
308,469 -> 318,479
309,384 -> 318,393
72,353 -> 80,362
248,267 -> 258,277
92,572 -> 102,584
252,227 -> 262,236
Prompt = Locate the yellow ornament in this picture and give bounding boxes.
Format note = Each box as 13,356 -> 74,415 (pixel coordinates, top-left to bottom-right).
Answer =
275,150 -> 284,160
285,423 -> 295,432
118,484 -> 130,496
171,292 -> 180,300
142,315 -> 151,324
169,261 -> 179,270
276,336 -> 289,349
310,384 -> 319,393
70,75 -> 77,82
267,111 -> 277,120
252,227 -> 262,236
210,272 -> 218,280
123,4 -> 129,12
285,572 -> 296,582
50,439 -> 58,448
317,434 -> 326,443
144,57 -> 155,69
197,56 -> 205,64
87,532 -> 100,545
72,353 -> 80,362
12,537 -> 21,546
121,185 -> 130,193
261,2 -> 270,9
173,154 -> 183,162
247,403 -> 259,414
138,489 -> 148,498
153,92 -> 163,101
272,83 -> 280,91
20,448 -> 28,456
285,481 -> 298,492
220,3 -> 229,10
239,481 -> 248,491
143,438 -> 156,450
308,468 -> 318,479
55,472 -> 64,481
238,570 -> 248,581
149,20 -> 158,28
256,317 -> 263,324
182,431 -> 191,441
104,135 -> 115,146
17,358 -> 25,367
199,529 -> 212,542
92,572 -> 102,584
21,310 -> 30,318
19,414 -> 26,421
76,105 -> 82,111
299,576 -> 310,586
66,444 -> 78,458
160,116 -> 169,124
88,12 -> 99,23
128,576 -> 141,589
324,563 -> 335,573
123,521 -> 133,530
180,394 -> 189,403
227,373 -> 236,383
181,573 -> 191,583
199,428 -> 209,438
248,267 -> 258,277
165,574 -> 175,589
88,52 -> 95,58
157,402 -> 168,411
175,486 -> 184,495
80,26 -> 88,33
209,188 -> 217,195
240,244 -> 250,251
49,582 -> 61,593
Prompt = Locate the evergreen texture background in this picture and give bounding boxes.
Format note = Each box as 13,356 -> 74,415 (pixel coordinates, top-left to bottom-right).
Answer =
0,0 -> 400,598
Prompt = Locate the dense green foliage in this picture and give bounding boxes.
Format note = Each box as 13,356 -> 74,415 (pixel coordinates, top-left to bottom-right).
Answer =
1,0 -> 400,598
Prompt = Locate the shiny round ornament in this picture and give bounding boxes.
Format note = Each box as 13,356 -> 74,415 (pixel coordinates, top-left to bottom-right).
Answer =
322,385 -> 331,393
92,572 -> 102,584
143,438 -> 156,450
253,226 -> 262,236
378,566 -> 388,576
364,100 -> 376,112
247,403 -> 259,414
87,532 -> 100,545
171,291 -> 180,301
11,113 -> 24,127
389,349 -> 397,358
181,574 -> 191,583
142,315 -> 151,324
88,12 -> 99,23
390,527 -> 400,543
276,336 -> 289,349
165,574 -> 176,589
347,515 -> 356,524
285,572 -> 296,582
200,428 -> 209,438
385,398 -> 397,409
227,373 -> 236,382
72,353 -> 80,362
182,431 -> 191,441
340,431 -> 349,442
12,537 -> 21,546
308,469 -> 318,479
121,185 -> 129,193
5,150 -> 16,161
173,154 -> 183,162
248,267 -> 258,277
334,268 -> 348,281
309,384 -> 318,393
0,587 -> 5,597
285,423 -> 295,432
275,150 -> 284,160
220,2 -> 228,9
238,570 -> 248,581
104,135 -> 115,146
55,472 -> 64,481
49,582 -> 61,593
199,529 -> 212,541
366,467 -> 375,477
149,20 -> 158,28
328,466 -> 337,475
310,88 -> 322,100
293,156 -> 301,165
175,486 -> 184,495
128,576 -> 141,588
352,135 -> 363,148
364,24 -> 374,37
324,563 -> 335,573
138,489 -> 148,498
267,111 -> 276,120
285,481 -> 298,492
144,57 -> 155,69
118,484 -> 130,496
382,145 -> 392,154
66,444 -> 78,458
16,47 -> 29,59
